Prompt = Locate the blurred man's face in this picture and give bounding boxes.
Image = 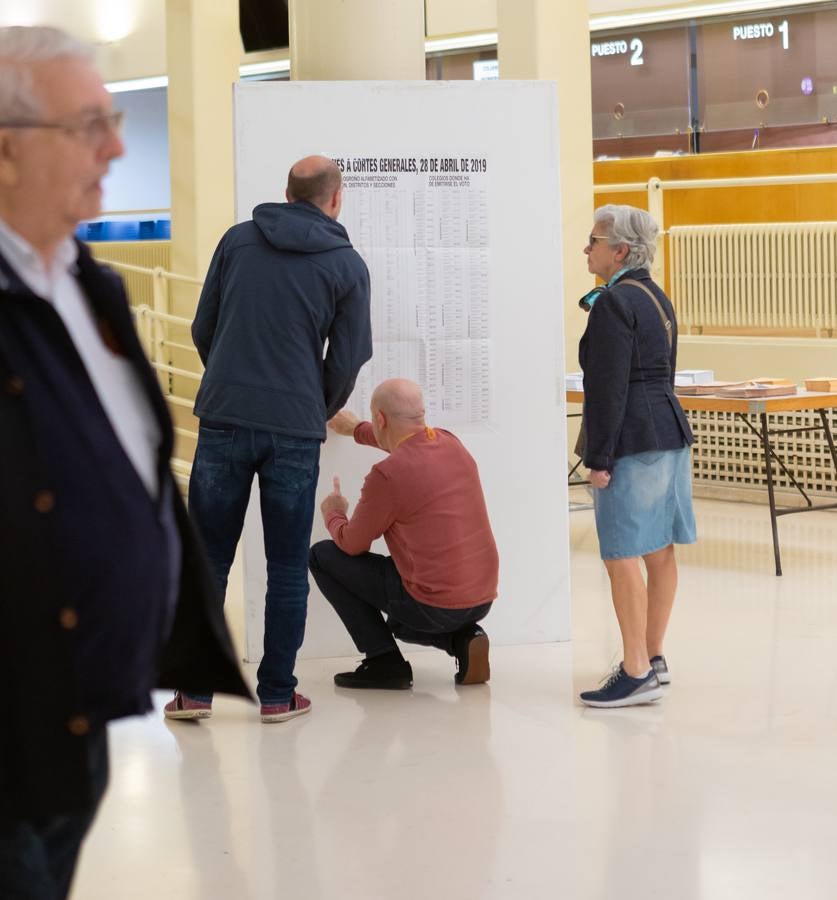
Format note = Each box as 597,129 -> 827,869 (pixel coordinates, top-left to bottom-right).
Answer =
5,55 -> 124,241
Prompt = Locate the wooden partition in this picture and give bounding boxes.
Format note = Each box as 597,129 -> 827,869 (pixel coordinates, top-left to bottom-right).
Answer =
593,146 -> 837,225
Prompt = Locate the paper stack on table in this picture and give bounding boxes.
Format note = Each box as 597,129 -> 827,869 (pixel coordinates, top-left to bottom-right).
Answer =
565,372 -> 584,392
716,382 -> 798,398
676,377 -> 797,397
675,381 -> 748,395
750,377 -> 796,387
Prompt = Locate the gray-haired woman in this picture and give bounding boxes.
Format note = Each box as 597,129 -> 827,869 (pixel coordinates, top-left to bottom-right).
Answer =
577,204 -> 697,708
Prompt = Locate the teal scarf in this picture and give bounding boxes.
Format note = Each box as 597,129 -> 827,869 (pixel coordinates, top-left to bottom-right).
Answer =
579,267 -> 633,311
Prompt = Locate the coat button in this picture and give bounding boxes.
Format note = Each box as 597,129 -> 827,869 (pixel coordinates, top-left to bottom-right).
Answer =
68,716 -> 90,736
34,490 -> 55,513
5,375 -> 24,396
59,608 -> 79,630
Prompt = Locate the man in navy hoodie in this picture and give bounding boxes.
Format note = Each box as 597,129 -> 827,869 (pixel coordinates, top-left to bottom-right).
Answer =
165,156 -> 372,724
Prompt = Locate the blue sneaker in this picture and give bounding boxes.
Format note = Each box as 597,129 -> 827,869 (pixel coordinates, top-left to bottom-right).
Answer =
579,664 -> 663,708
650,655 -> 671,685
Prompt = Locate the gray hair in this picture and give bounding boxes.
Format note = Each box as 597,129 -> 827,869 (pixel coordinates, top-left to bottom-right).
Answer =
593,204 -> 658,270
0,26 -> 94,121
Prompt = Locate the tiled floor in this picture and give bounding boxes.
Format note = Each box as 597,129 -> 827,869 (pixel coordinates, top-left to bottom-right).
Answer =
73,497 -> 837,899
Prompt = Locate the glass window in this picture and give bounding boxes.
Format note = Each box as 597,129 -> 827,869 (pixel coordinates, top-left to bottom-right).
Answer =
698,5 -> 837,150
426,49 -> 498,80
590,24 -> 692,157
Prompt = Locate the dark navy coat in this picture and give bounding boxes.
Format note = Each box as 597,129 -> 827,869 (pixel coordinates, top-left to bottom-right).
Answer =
0,242 -> 250,819
192,200 -> 372,438
579,268 -> 693,472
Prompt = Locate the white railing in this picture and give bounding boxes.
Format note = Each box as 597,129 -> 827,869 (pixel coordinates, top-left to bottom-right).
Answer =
108,261 -> 204,481
594,173 -> 837,329
90,241 -> 171,306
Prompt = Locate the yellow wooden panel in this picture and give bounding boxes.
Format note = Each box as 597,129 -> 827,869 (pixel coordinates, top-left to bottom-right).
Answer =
89,241 -> 171,308
594,147 -> 837,226
425,0 -> 496,37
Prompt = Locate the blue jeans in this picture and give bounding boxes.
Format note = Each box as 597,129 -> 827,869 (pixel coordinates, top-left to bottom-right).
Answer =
188,425 -> 321,705
0,729 -> 108,900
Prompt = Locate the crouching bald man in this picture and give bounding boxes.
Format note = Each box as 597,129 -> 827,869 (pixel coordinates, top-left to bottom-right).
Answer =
309,378 -> 499,689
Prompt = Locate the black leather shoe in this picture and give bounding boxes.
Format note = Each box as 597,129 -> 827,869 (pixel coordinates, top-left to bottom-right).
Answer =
334,655 -> 413,690
453,624 -> 490,685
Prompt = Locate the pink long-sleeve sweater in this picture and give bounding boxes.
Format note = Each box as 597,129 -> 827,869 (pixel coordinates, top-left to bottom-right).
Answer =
326,422 -> 499,609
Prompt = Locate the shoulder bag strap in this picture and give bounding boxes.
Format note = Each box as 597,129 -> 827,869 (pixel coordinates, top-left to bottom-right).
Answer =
619,278 -> 672,349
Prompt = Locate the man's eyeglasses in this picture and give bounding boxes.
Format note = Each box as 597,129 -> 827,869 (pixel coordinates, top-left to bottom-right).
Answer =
0,111 -> 124,145
587,233 -> 610,248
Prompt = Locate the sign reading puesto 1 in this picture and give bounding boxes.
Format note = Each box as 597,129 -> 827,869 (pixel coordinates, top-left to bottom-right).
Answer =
731,19 -> 789,49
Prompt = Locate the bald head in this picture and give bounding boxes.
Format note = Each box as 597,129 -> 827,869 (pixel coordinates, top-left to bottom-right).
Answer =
369,379 -> 426,452
286,155 -> 342,216
371,379 -> 425,423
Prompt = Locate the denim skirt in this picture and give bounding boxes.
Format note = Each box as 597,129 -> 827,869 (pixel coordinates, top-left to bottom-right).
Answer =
593,445 -> 697,560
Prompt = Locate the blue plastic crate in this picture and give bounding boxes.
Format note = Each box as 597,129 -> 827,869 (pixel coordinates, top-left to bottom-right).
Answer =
79,218 -> 171,242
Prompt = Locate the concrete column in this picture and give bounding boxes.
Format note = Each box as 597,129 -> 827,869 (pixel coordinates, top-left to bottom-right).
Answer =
289,0 -> 425,80
166,0 -> 239,312
164,0 -> 239,468
498,0 -> 594,365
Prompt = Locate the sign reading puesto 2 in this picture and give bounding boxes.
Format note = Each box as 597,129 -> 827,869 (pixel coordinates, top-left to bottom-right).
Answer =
590,37 -> 645,66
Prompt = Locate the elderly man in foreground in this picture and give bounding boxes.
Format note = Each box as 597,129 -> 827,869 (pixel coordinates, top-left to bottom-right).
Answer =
0,25 -> 248,899
309,379 -> 499,689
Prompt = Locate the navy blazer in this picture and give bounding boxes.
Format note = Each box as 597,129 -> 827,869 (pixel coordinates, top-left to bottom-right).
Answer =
0,241 -> 251,819
579,268 -> 693,472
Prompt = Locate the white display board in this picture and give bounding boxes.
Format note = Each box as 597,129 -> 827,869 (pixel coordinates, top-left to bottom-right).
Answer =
235,81 -> 570,660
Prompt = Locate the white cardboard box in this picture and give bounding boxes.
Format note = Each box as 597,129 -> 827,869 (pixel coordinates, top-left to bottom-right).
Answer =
675,369 -> 714,386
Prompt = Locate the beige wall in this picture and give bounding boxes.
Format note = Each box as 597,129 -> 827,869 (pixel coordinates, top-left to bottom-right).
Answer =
424,0 -> 496,36
678,336 -> 837,383
0,0 -> 286,83
8,0 -> 832,82
498,0 -> 594,369
290,0 -> 424,79
0,0 -> 168,82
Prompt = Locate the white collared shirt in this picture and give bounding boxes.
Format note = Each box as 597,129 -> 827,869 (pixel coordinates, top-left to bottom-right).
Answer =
0,220 -> 161,498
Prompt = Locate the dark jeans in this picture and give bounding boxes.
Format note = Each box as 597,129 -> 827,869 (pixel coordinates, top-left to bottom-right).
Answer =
308,540 -> 491,657
0,729 -> 109,900
189,425 -> 320,705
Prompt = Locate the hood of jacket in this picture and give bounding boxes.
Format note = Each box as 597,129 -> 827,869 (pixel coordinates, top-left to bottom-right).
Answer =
253,200 -> 353,254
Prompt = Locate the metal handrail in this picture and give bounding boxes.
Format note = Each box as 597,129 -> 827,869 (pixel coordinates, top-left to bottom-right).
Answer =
124,256 -> 204,477
107,260 -> 203,287
594,172 -> 837,194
